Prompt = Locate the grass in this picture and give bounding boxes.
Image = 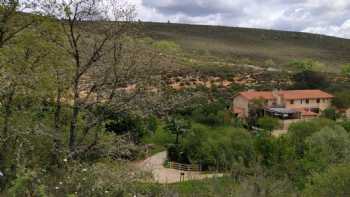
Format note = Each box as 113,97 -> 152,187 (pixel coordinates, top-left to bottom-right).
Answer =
143,22 -> 350,70
131,176 -> 238,197
168,176 -> 238,196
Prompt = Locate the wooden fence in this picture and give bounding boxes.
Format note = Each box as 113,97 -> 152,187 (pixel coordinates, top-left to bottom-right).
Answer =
168,161 -> 202,171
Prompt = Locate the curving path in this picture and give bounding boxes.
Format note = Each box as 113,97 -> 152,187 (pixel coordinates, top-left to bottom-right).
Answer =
135,151 -> 223,183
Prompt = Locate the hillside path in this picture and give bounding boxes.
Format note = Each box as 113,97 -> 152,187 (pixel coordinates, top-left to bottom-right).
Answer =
135,151 -> 223,183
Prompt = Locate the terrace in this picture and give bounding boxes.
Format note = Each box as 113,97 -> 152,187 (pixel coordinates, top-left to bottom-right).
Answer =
264,107 -> 301,120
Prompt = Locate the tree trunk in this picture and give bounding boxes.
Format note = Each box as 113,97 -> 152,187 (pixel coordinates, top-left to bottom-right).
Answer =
69,76 -> 80,154
52,86 -> 62,164
175,133 -> 179,145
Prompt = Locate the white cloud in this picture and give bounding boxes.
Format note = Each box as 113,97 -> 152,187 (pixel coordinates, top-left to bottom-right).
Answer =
303,19 -> 350,38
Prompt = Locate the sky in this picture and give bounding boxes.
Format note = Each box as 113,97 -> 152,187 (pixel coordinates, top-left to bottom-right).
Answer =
127,0 -> 350,39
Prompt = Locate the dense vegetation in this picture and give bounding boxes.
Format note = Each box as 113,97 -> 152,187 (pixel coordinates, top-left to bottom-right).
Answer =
143,116 -> 350,196
1,0 -> 350,196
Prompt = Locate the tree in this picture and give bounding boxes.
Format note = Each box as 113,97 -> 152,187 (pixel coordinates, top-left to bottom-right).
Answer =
104,112 -> 145,143
181,126 -> 256,170
257,116 -> 280,132
304,126 -> 350,170
165,116 -> 191,145
287,119 -> 336,158
332,91 -> 350,109
0,1 -> 59,185
288,60 -> 329,89
292,70 -> 329,89
321,108 -> 340,120
304,164 -> 350,197
0,0 -> 42,137
0,0 -> 39,48
39,0 -> 160,158
340,121 -> 350,133
288,59 -> 325,72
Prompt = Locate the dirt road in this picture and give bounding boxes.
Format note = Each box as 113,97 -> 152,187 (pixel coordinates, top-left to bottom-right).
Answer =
136,151 -> 223,183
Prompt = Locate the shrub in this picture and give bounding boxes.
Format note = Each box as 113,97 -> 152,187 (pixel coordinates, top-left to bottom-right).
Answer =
167,144 -> 189,164
257,116 -> 280,132
292,70 -> 329,89
332,91 -> 350,109
287,119 -> 336,158
146,115 -> 158,134
105,113 -> 146,143
341,64 -> 350,77
181,125 -> 255,170
340,121 -> 350,133
304,126 -> 350,169
152,40 -> 181,53
321,108 -> 340,120
304,164 -> 350,197
192,102 -> 227,126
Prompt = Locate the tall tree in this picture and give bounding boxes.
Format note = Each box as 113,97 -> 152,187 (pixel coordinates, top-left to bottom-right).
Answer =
0,0 -> 39,48
0,0 -> 41,137
165,116 -> 191,145
40,0 -> 160,158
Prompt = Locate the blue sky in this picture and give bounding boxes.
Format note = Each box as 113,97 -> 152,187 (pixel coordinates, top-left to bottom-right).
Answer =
128,0 -> 350,38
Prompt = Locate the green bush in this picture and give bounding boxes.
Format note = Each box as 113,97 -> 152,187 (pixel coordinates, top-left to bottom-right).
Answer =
152,40 -> 181,53
167,144 -> 189,164
180,124 -> 255,170
340,121 -> 350,133
304,126 -> 350,170
287,119 -> 336,158
321,108 -> 340,120
332,91 -> 350,109
192,102 -> 227,126
257,116 -> 280,132
304,164 -> 350,197
292,70 -> 329,90
146,115 -> 158,134
164,116 -> 191,145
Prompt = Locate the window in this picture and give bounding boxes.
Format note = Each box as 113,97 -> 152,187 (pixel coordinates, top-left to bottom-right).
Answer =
290,100 -> 294,104
306,99 -> 309,104
301,100 -> 303,104
317,99 -> 320,103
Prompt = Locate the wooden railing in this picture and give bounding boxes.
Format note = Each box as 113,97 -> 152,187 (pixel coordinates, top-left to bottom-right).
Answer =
168,161 -> 202,171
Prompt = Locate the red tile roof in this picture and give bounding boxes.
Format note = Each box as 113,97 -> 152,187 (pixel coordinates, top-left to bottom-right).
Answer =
291,108 -> 318,116
281,90 -> 334,100
239,91 -> 274,100
237,90 -> 333,101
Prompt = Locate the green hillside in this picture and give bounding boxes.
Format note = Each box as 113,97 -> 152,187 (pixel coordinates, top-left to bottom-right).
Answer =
143,22 -> 350,69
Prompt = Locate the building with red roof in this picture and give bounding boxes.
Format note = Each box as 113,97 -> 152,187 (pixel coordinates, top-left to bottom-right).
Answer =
233,89 -> 334,120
